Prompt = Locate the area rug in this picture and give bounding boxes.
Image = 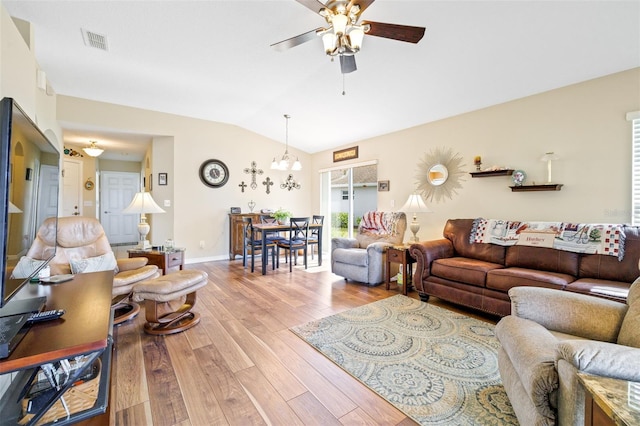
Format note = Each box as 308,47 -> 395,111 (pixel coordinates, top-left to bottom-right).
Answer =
290,295 -> 518,425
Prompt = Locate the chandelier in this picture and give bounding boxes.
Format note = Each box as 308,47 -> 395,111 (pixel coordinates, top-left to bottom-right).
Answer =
83,140 -> 104,157
271,114 -> 301,171
318,4 -> 368,59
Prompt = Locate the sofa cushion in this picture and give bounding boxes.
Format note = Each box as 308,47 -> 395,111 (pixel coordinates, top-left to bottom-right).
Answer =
579,225 -> 640,282
443,219 -> 506,265
618,278 -> 640,348
431,257 -> 503,288
487,268 -> 573,292
564,278 -> 629,302
505,245 -> 579,276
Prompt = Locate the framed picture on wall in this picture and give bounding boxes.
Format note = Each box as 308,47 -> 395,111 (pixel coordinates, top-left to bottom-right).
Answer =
158,173 -> 168,186
378,180 -> 390,192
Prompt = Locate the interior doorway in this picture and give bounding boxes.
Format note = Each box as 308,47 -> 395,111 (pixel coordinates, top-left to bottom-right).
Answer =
100,171 -> 140,245
62,159 -> 82,217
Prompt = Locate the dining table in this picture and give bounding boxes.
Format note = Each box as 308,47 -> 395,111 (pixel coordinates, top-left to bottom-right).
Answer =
252,222 -> 323,275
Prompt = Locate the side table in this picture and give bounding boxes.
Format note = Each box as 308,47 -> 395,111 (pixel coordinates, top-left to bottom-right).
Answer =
578,372 -> 640,426
386,245 -> 415,296
128,248 -> 185,275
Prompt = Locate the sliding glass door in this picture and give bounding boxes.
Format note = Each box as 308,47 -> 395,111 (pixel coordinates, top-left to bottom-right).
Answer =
320,161 -> 377,241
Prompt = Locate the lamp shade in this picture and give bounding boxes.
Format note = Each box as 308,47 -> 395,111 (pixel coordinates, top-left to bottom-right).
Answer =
122,191 -> 165,214
400,193 -> 432,213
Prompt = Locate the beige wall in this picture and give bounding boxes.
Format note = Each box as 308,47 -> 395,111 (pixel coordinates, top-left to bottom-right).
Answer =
56,96 -> 312,262
311,68 -> 640,241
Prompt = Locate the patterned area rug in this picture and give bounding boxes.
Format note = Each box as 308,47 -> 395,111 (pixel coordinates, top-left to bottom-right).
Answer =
291,295 -> 518,425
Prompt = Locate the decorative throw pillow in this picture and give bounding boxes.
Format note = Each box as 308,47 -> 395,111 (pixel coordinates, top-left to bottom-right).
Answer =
617,278 -> 640,348
70,252 -> 118,275
11,257 -> 47,279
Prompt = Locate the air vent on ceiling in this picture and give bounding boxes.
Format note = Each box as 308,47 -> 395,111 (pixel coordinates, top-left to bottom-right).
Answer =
81,28 -> 109,51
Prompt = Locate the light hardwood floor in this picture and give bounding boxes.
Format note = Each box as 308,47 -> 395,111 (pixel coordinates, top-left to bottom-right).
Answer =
106,257 -> 498,426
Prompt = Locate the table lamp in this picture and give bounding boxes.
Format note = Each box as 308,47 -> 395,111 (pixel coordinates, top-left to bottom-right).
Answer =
400,192 -> 432,242
123,191 -> 165,249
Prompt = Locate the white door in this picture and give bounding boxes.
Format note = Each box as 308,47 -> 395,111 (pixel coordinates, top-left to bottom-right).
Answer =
62,159 -> 82,217
35,164 -> 60,235
101,171 -> 140,244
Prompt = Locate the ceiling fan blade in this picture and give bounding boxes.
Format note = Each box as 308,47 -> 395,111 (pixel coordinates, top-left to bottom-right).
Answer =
271,28 -> 322,52
296,0 -> 328,15
340,55 -> 357,74
363,21 -> 425,44
346,0 -> 376,15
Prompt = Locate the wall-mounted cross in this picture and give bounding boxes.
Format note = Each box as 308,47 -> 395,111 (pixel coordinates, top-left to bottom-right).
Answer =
243,161 -> 263,189
280,174 -> 301,191
263,177 -> 274,194
238,181 -> 247,193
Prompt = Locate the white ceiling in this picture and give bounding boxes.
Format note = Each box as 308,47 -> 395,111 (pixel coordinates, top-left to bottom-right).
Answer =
4,0 -> 639,161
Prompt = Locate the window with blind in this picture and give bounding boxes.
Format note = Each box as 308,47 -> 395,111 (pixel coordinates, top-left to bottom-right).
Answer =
631,113 -> 640,225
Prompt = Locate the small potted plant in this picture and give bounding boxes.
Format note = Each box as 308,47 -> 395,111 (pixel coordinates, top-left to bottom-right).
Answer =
272,208 -> 292,225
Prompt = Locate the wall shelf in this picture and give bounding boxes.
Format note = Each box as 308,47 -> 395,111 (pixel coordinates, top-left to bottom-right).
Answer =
509,184 -> 563,192
470,169 -> 514,178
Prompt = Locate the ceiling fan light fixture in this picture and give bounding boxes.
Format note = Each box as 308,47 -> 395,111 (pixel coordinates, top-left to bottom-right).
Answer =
332,14 -> 348,36
322,32 -> 337,54
349,27 -> 365,51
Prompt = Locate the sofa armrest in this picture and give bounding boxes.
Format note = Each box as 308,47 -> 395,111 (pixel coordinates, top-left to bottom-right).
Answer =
331,237 -> 358,251
496,315 -> 559,418
557,340 -> 640,382
409,239 -> 454,289
509,286 -> 628,342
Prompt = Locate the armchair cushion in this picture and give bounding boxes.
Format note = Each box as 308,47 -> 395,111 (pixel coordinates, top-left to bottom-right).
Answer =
11,257 -> 47,279
70,252 -> 118,274
116,257 -> 150,272
509,286 -> 627,342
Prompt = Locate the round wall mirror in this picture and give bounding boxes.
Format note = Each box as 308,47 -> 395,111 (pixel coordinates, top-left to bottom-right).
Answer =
427,164 -> 448,186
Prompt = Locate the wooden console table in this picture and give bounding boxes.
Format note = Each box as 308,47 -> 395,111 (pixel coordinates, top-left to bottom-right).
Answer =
128,248 -> 185,275
0,271 -> 114,425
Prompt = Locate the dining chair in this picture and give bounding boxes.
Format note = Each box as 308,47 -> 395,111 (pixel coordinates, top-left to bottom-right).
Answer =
260,214 -> 286,243
308,215 -> 324,260
243,217 -> 275,273
276,217 -> 310,272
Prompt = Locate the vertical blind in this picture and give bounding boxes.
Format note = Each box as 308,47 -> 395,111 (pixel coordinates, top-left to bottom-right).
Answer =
632,117 -> 640,225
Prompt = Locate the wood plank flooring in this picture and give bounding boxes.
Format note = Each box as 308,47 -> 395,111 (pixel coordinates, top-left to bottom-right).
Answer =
108,258 -> 498,426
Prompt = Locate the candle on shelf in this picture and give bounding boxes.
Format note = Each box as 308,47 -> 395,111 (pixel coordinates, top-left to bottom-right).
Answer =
474,156 -> 482,171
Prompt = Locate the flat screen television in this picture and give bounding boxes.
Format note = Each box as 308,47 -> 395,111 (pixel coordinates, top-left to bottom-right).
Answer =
0,97 -> 60,311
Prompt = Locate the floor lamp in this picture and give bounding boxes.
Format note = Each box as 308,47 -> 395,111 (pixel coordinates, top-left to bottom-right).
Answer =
123,191 -> 165,249
400,192 -> 432,242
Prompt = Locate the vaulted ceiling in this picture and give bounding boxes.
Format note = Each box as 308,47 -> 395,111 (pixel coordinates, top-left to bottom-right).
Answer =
4,1 -> 639,160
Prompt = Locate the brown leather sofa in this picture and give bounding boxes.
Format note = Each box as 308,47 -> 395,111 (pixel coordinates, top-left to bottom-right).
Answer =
409,219 -> 640,316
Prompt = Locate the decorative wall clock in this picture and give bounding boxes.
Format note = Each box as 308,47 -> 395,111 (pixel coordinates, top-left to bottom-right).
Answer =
199,159 -> 229,188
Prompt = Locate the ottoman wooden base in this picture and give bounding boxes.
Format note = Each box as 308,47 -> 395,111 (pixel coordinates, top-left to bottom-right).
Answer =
132,270 -> 208,335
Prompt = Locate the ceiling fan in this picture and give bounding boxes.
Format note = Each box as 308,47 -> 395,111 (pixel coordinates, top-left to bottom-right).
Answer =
271,0 -> 425,74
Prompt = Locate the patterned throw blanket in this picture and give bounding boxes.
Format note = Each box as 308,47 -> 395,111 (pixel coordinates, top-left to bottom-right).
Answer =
470,218 -> 626,260
359,211 -> 402,235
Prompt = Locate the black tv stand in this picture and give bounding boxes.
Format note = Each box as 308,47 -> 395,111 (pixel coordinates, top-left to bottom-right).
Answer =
0,297 -> 45,359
